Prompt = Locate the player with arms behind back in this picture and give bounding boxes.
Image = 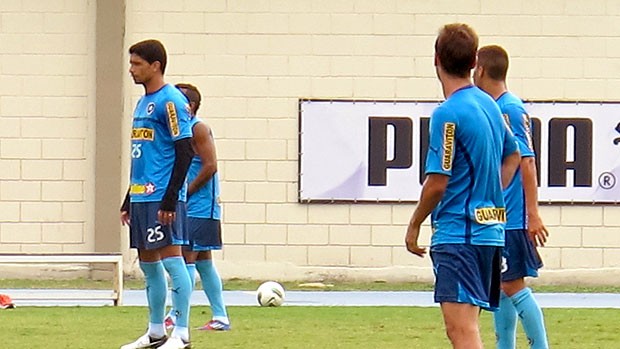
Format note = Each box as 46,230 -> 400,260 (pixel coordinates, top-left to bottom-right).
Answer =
405,24 -> 521,349
164,83 -> 231,331
119,39 -> 193,349
474,45 -> 549,349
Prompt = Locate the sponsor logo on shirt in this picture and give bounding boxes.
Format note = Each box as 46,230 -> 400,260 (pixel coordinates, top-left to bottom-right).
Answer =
523,113 -> 534,151
130,182 -> 156,195
442,122 -> 455,171
502,113 -> 511,127
166,102 -> 180,137
147,102 -> 155,115
474,207 -> 506,224
131,128 -> 154,141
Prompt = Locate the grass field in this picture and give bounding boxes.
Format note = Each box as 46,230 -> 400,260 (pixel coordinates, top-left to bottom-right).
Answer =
3,306 -> 619,348
2,278 -> 619,347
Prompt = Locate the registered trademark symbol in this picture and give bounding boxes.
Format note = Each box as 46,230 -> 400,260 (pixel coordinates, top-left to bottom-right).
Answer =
599,172 -> 616,190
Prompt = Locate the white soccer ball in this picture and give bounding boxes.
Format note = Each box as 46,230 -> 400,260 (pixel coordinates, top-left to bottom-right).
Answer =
256,281 -> 285,307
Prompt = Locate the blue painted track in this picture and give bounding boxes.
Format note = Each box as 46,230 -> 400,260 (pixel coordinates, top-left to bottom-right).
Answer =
2,289 -> 619,308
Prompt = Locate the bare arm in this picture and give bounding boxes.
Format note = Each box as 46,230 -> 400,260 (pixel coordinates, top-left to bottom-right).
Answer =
188,122 -> 217,196
501,150 -> 521,189
521,157 -> 548,246
405,174 -> 449,257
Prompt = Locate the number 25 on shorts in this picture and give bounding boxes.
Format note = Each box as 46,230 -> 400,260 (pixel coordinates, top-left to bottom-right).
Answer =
147,225 -> 164,243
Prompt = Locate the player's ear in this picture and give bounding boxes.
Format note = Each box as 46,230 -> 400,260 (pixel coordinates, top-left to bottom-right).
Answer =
152,61 -> 162,73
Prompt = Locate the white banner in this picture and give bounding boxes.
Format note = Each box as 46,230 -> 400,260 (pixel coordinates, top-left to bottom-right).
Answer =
299,100 -> 620,203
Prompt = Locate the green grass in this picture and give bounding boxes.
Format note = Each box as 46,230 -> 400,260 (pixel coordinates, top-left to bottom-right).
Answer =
2,306 -> 619,348
0,277 -> 145,290
2,277 -> 620,293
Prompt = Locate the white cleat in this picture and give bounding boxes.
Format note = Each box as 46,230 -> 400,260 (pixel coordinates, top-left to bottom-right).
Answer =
120,333 -> 167,349
158,336 -> 191,349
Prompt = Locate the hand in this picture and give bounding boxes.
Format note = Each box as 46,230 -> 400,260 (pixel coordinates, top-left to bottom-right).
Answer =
120,211 -> 130,226
527,214 -> 548,247
158,210 -> 176,226
405,222 -> 427,257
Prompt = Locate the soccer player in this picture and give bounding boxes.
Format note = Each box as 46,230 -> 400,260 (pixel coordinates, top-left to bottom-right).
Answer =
405,23 -> 521,349
474,45 -> 550,349
164,83 -> 231,331
119,39 -> 193,349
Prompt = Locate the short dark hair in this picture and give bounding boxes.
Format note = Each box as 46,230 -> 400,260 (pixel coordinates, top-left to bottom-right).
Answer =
477,45 -> 509,81
434,23 -> 478,78
176,83 -> 201,114
129,39 -> 167,74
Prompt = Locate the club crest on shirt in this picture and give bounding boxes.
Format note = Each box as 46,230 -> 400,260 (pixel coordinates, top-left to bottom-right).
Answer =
442,122 -> 455,171
166,102 -> 180,137
146,102 -> 155,115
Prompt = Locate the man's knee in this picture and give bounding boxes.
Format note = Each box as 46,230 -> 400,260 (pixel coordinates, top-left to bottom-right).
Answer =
445,320 -> 478,340
138,248 -> 160,262
159,244 -> 183,259
441,302 -> 483,348
501,278 -> 526,297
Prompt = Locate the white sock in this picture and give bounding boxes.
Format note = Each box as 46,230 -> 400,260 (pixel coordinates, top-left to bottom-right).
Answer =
171,326 -> 190,342
148,322 -> 166,338
213,316 -> 230,325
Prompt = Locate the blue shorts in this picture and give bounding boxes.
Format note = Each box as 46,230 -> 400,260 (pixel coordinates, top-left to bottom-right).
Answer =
430,244 -> 502,311
502,229 -> 543,282
129,202 -> 189,250
184,217 -> 222,252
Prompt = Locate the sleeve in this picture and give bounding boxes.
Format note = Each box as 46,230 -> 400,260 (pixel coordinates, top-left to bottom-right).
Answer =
425,107 -> 458,176
501,110 -> 519,160
160,138 -> 194,212
164,93 -> 192,141
505,103 -> 535,158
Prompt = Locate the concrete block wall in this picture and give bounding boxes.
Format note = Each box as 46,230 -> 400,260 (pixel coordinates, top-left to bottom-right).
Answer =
0,0 -> 93,253
1,0 -> 620,283
123,0 -> 620,282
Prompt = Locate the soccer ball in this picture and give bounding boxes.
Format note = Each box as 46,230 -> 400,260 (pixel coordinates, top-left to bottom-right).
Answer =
256,281 -> 285,307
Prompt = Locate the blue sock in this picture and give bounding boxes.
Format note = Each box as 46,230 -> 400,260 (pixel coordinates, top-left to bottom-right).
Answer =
196,259 -> 228,322
494,291 -> 518,349
166,264 -> 196,321
140,261 -> 167,334
511,287 -> 549,349
187,263 -> 197,291
162,256 -> 192,331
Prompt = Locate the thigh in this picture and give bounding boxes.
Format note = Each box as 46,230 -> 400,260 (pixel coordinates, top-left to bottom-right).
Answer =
187,217 -> 222,252
441,302 -> 481,328
502,229 -> 543,282
440,302 -> 483,349
130,202 -> 173,250
130,202 -> 189,250
431,244 -> 501,311
197,250 -> 213,261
